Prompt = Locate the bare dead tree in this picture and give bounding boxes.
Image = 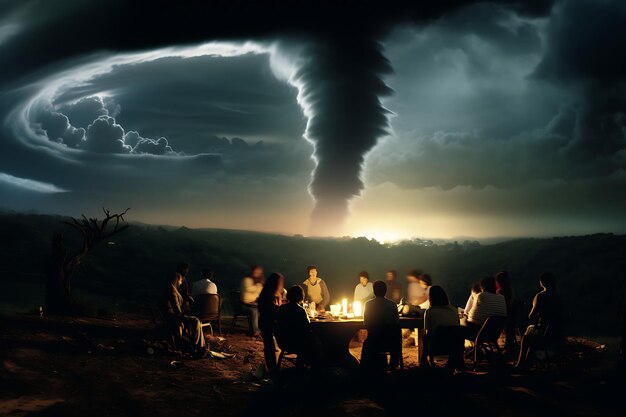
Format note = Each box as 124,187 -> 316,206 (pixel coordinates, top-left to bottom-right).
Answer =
45,208 -> 130,314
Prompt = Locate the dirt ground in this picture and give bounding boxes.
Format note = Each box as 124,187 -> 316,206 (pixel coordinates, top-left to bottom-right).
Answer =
1,313 -> 623,417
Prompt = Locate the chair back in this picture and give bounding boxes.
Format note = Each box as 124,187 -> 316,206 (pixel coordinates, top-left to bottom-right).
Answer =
193,293 -> 221,321
231,290 -> 244,314
370,325 -> 402,354
428,325 -> 464,356
476,315 -> 506,344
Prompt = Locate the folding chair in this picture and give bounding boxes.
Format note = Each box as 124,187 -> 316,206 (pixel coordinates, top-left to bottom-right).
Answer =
470,315 -> 506,370
230,291 -> 253,333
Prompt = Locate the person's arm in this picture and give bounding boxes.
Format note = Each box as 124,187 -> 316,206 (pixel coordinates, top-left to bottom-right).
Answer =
528,294 -> 540,324
467,293 -> 480,321
320,280 -> 330,309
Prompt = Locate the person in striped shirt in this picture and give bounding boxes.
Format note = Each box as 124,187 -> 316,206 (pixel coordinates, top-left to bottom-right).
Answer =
465,276 -> 507,339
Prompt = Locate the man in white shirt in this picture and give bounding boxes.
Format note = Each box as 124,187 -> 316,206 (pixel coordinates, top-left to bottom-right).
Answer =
192,267 -> 218,296
406,270 -> 432,309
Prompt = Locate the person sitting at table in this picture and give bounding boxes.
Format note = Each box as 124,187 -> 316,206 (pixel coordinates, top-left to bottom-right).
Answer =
406,270 -> 432,309
240,265 -> 264,337
463,282 -> 481,318
361,280 -> 401,371
276,285 -> 318,366
258,272 -> 285,377
495,270 -> 516,352
516,272 -> 564,369
385,270 -> 403,304
160,271 -> 207,358
422,286 -> 462,368
302,265 -> 331,312
192,267 -> 218,296
465,276 -> 507,340
354,271 -> 374,305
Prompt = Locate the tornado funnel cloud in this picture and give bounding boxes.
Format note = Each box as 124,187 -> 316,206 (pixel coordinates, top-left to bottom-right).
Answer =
291,39 -> 392,235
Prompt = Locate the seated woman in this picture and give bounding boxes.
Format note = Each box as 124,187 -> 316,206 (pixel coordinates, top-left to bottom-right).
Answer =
160,272 -> 207,358
354,270 -> 374,305
276,285 -> 318,366
516,272 -> 564,369
302,265 -> 331,312
422,286 -> 462,369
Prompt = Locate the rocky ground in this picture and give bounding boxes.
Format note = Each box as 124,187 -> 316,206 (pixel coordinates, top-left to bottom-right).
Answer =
0,313 -> 623,417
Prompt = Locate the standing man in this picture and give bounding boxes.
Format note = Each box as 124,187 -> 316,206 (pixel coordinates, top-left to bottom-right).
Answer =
406,270 -> 432,309
302,265 -> 331,312
385,270 -> 403,304
241,265 -> 264,336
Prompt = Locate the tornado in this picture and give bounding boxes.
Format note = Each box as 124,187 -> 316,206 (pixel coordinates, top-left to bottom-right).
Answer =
280,38 -> 393,235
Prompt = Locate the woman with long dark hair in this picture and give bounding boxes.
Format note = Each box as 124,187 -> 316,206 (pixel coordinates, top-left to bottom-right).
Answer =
258,272 -> 285,377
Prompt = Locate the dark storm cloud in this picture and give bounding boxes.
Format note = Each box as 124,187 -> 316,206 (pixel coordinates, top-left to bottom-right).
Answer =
52,54 -> 306,154
0,0 -> 555,232
534,0 -> 626,163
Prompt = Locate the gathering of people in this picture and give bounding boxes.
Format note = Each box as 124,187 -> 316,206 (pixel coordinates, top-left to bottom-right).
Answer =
159,262 -> 565,376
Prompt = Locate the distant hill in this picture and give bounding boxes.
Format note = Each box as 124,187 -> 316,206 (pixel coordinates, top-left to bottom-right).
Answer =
0,212 -> 624,336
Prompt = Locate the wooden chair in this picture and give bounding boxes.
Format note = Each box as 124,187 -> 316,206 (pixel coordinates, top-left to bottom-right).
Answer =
193,294 -> 222,336
470,315 -> 506,370
424,325 -> 464,369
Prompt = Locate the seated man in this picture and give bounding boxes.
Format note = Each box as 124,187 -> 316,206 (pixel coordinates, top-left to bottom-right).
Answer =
240,265 -> 264,336
465,276 -> 507,340
192,267 -> 218,296
361,280 -> 401,371
302,265 -> 331,312
160,271 -> 207,358
276,285 -> 317,365
354,271 -> 374,305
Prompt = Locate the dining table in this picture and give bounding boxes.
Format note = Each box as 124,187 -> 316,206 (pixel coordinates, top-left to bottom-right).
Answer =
309,316 -> 424,369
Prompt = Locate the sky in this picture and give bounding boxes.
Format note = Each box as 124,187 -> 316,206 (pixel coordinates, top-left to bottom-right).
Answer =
1,0 -> 625,241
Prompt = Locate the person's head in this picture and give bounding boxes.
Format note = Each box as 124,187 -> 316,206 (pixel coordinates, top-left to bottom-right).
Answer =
202,267 -> 214,280
359,271 -> 370,286
250,265 -> 264,280
169,272 -> 183,288
406,269 -> 422,283
286,285 -> 305,303
480,276 -> 497,293
373,280 -> 387,297
539,272 -> 557,292
307,265 -> 318,279
417,273 -> 432,289
264,272 -> 284,296
428,285 -> 450,307
471,282 -> 481,295
495,271 -> 510,289
176,262 -> 190,276
386,270 -> 397,281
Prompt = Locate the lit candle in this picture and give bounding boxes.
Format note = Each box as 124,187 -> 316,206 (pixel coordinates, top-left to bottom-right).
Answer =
342,298 -> 348,316
353,301 -> 362,317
